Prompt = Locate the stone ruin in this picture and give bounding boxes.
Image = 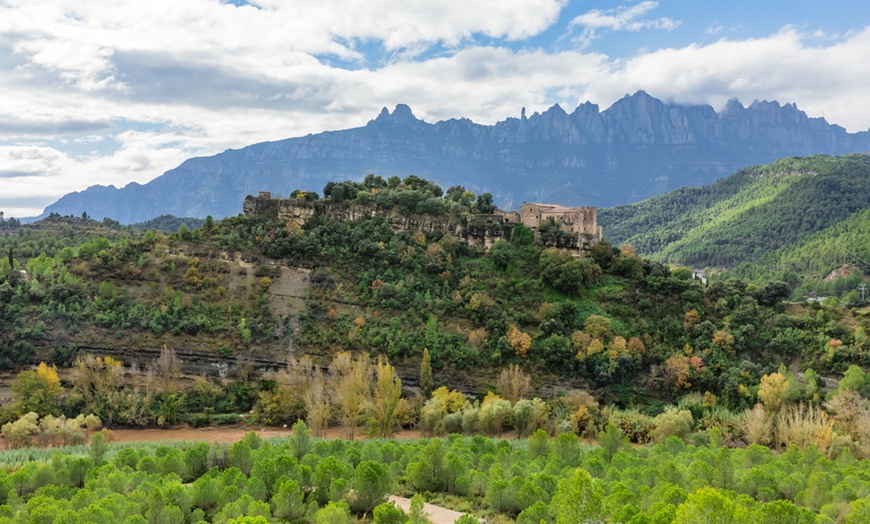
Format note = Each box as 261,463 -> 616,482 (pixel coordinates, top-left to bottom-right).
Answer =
243,193 -> 602,253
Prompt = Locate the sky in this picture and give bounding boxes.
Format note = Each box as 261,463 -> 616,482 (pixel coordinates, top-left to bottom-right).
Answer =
1,0 -> 869,218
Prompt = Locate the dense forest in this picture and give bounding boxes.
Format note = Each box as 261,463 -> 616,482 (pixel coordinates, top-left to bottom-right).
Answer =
0,425 -> 867,522
1,171 -> 870,521
599,154 -> 870,298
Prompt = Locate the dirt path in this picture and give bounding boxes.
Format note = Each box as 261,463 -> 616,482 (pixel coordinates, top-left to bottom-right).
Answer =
108,426 -> 426,444
387,496 -> 469,524
110,427 -> 294,444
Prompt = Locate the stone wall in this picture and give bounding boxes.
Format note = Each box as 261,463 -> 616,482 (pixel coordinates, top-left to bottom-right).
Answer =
520,202 -> 603,243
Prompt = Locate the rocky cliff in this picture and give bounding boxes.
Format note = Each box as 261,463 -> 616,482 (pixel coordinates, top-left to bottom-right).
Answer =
243,194 -> 509,250
40,91 -> 870,223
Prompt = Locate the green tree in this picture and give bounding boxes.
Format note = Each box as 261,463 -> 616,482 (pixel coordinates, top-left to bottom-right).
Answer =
290,419 -> 312,460
407,439 -> 446,492
373,501 -> 406,524
349,461 -> 391,515
270,478 -> 305,521
407,494 -> 433,524
313,456 -> 351,505
550,468 -> 603,524
755,500 -> 814,524
674,487 -> 746,524
597,424 -> 627,463
420,348 -> 434,396
12,363 -> 63,416
315,502 -> 349,524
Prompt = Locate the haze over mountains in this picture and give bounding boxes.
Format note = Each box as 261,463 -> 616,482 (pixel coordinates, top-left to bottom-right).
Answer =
40,91 -> 870,224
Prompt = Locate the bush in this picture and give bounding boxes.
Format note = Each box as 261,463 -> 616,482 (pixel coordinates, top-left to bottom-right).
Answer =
651,408 -> 694,442
607,408 -> 655,444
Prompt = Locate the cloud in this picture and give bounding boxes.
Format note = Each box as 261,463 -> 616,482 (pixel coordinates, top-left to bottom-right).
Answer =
0,117 -> 111,136
0,1 -> 869,218
570,1 -> 679,46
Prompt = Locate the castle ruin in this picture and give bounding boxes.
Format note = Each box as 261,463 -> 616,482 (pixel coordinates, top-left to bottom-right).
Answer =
244,193 -> 602,253
520,203 -> 602,238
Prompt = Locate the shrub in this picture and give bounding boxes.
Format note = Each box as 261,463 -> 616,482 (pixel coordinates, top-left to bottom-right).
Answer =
775,403 -> 834,453
373,501 -> 406,524
651,408 -> 694,442
607,408 -> 654,444
742,404 -> 773,446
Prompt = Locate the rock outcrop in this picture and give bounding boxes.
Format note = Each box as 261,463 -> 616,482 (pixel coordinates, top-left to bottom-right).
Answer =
244,194 -> 512,251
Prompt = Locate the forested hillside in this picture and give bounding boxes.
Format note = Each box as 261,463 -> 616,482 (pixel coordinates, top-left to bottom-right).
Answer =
599,154 -> 870,296
2,175 -> 868,417
5,175 -> 870,523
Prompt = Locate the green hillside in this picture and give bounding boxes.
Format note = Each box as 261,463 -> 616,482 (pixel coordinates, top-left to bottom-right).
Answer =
2,176 -> 868,407
599,154 -> 870,293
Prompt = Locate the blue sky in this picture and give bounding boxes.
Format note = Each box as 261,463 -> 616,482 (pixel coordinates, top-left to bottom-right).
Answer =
1,0 -> 868,217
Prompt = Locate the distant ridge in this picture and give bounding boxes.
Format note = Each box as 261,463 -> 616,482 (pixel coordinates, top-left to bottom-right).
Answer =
40,91 -> 870,223
598,153 -> 870,285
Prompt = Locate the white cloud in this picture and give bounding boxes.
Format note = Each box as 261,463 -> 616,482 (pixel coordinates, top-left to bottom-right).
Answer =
570,1 -> 680,46
0,1 -> 869,218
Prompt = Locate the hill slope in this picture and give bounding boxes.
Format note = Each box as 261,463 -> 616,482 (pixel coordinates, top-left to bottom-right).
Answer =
599,154 -> 870,284
39,92 -> 870,223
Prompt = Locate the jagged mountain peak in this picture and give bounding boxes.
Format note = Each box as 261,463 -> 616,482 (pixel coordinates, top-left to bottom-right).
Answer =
38,92 -> 870,224
370,103 -> 421,126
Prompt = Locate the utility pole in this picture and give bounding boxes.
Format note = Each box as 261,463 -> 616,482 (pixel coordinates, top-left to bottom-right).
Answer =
860,283 -> 868,303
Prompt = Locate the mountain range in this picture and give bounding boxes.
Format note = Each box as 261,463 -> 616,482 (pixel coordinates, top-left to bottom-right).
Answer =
40,91 -> 870,223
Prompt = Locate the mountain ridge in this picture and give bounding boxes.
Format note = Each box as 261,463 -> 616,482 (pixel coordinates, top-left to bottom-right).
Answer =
40,91 -> 870,223
598,153 -> 870,295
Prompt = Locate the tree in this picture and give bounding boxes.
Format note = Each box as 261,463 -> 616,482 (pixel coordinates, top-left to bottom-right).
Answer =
290,420 -> 311,460
407,439 -> 447,492
148,344 -> 182,395
349,461 -> 391,515
755,281 -> 792,306
597,424 -> 627,463
330,352 -> 371,439
674,486 -> 746,524
497,364 -> 531,403
373,502 -> 406,524
420,348 -> 434,396
475,193 -> 494,214
315,502 -> 350,524
528,428 -> 551,460
507,325 -> 532,358
755,500 -> 815,524
313,456 -> 351,506
12,363 -> 63,416
305,367 -> 330,437
478,393 -> 511,436
757,373 -> 791,412
407,495 -> 433,524
369,358 -> 402,438
270,478 -> 305,521
1,412 -> 39,448
550,468 -> 603,524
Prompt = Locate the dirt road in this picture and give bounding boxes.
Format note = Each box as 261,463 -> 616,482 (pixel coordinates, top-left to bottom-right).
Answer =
108,426 -> 426,444
387,496 -> 470,524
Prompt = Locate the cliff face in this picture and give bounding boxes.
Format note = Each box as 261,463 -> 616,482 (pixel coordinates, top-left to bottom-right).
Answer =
40,93 -> 870,223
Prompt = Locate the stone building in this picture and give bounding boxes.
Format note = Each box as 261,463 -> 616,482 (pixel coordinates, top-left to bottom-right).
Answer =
520,203 -> 602,239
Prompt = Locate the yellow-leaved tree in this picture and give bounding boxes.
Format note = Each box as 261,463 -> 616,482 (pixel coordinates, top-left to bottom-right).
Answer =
12,362 -> 63,417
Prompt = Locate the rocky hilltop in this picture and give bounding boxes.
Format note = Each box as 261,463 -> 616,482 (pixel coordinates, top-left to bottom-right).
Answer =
40,91 -> 870,223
